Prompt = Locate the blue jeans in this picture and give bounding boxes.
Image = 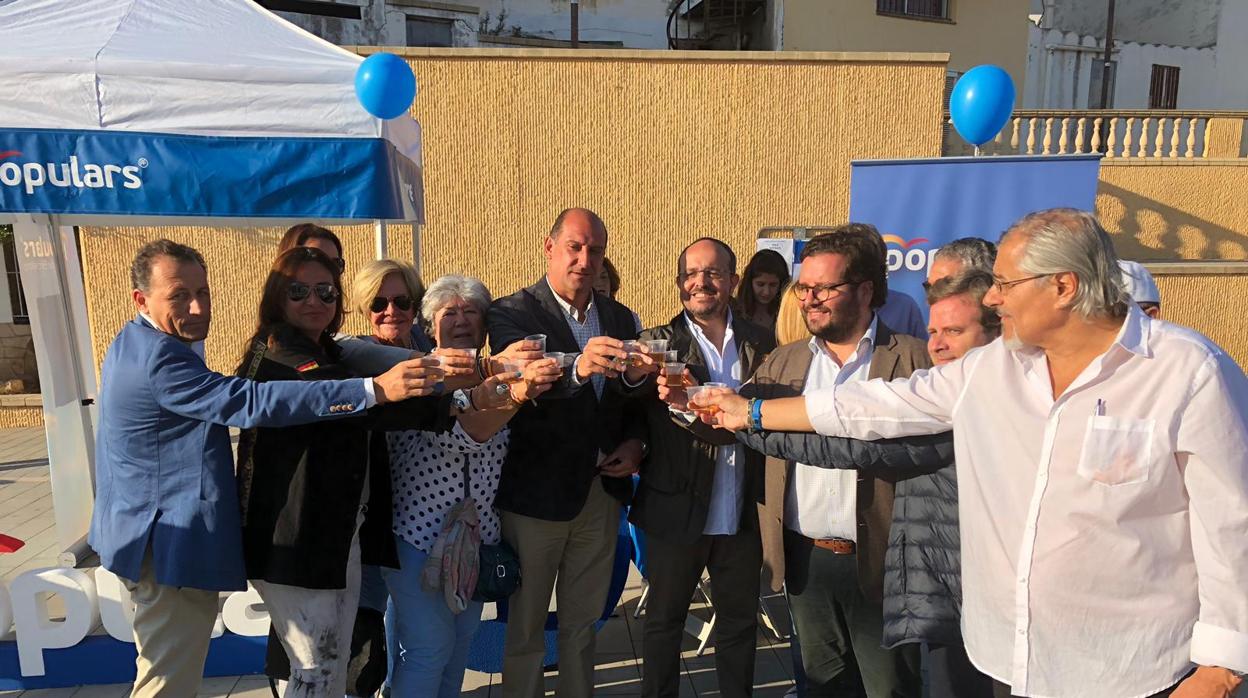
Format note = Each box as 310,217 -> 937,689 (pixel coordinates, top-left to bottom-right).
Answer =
381,538 -> 483,698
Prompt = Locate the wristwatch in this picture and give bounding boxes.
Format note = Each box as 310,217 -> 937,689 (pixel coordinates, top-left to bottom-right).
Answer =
451,388 -> 472,414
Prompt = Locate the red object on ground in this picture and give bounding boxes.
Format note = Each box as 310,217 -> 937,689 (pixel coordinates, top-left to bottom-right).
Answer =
0,533 -> 25,553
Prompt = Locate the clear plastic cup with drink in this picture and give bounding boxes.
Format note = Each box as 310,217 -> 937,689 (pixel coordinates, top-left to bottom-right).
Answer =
686,382 -> 730,415
525,334 -> 548,354
643,339 -> 669,365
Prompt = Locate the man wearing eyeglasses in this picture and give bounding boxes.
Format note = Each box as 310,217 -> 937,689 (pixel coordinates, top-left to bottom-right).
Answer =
626,237 -> 775,697
698,209 -> 1248,698
737,225 -> 927,696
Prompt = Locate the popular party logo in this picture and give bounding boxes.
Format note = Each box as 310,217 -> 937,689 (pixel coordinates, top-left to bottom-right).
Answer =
881,234 -> 938,272
0,150 -> 145,195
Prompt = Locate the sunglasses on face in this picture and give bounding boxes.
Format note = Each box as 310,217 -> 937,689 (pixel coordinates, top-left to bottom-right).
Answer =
287,282 -> 340,304
370,295 -> 413,313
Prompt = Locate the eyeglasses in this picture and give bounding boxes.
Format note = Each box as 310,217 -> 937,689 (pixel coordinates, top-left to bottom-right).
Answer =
332,257 -> 346,272
678,268 -> 729,283
287,282 -> 339,304
790,279 -> 862,303
370,295 -> 413,313
992,273 -> 1049,294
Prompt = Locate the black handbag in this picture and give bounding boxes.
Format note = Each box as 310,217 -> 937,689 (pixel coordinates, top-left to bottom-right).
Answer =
458,460 -> 522,602
474,538 -> 521,602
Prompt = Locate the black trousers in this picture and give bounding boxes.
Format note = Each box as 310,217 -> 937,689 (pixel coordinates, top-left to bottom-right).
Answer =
926,641 -> 993,698
784,529 -> 921,698
641,526 -> 763,698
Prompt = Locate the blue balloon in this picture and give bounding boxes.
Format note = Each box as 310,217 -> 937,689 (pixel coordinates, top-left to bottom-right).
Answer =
949,65 -> 1016,147
354,53 -> 417,120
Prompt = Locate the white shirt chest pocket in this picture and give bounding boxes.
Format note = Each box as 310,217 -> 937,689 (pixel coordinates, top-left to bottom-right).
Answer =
1076,415 -> 1155,486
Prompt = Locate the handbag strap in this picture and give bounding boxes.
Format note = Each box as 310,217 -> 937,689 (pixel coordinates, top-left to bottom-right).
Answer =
236,338 -> 268,524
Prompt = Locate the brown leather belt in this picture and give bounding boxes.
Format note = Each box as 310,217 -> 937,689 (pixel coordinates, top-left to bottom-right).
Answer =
810,537 -> 856,555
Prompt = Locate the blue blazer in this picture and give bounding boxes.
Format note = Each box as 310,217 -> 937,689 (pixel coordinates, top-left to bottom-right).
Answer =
88,318 -> 370,591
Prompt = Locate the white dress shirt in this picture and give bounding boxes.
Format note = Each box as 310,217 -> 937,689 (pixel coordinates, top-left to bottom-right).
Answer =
684,312 -> 744,536
804,305 -> 1248,697
785,315 -> 877,541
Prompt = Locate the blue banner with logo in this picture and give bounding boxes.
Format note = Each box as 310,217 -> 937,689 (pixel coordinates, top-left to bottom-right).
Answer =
848,155 -> 1102,322
0,128 -> 423,221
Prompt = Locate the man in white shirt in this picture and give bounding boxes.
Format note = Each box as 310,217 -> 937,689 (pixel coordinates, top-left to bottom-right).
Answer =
736,227 -> 928,697
628,238 -> 775,697
697,209 -> 1248,698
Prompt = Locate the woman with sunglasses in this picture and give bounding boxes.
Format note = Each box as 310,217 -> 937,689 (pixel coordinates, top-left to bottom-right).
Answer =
280,223 -> 435,366
234,247 -> 523,698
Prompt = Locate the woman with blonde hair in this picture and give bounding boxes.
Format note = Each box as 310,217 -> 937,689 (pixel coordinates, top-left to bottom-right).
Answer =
351,258 -> 434,353
773,282 -> 810,347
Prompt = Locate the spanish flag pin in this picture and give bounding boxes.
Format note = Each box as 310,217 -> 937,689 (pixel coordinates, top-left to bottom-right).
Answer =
296,360 -> 319,372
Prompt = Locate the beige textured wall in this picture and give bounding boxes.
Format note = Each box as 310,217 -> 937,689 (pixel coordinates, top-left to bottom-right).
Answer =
1098,162 -> 1248,261
1153,273 -> 1248,369
81,50 -> 947,374
781,0 -> 1030,90
81,224 -> 413,375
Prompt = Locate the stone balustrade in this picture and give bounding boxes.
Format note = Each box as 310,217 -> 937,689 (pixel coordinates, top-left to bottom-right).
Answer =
944,110 -> 1248,160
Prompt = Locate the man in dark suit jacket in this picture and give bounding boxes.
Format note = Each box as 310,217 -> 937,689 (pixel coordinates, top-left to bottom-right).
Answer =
628,238 -> 775,697
486,208 -> 648,698
737,227 -> 927,697
90,240 -> 438,698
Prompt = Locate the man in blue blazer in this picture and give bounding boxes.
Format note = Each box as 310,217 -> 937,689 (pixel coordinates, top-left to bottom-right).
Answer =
89,239 -> 440,698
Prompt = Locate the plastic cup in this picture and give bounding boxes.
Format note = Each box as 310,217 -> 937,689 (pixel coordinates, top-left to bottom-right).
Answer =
525,334 -> 547,353
686,381 -> 729,415
662,361 -> 687,387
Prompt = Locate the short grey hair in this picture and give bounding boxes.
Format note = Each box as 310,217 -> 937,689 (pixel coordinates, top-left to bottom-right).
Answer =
1004,209 -> 1130,319
925,269 -> 1001,338
933,237 -> 996,274
421,274 -> 493,323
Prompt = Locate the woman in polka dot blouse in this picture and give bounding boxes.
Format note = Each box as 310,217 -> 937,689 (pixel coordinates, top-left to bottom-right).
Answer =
356,266 -> 556,697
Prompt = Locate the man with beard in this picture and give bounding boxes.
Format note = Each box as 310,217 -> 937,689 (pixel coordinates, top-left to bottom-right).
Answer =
698,209 -> 1248,698
737,225 -> 926,696
627,238 -> 775,697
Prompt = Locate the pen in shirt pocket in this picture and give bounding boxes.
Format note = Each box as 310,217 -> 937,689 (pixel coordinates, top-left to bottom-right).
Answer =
1095,399 -> 1105,416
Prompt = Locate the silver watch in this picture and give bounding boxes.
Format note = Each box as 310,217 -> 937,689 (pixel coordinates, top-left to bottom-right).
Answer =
451,388 -> 472,413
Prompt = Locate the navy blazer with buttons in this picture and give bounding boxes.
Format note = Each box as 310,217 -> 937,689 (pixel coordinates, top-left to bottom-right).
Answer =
88,317 -> 371,592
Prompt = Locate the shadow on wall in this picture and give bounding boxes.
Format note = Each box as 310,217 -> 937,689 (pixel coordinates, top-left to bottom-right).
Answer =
1097,180 -> 1248,262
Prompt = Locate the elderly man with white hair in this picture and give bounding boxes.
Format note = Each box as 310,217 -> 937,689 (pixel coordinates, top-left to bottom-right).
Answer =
694,208 -> 1248,698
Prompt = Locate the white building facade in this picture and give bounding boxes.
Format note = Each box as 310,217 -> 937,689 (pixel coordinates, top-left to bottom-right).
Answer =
1024,0 -> 1248,110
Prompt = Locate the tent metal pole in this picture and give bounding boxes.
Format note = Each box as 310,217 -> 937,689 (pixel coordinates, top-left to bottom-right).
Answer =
374,220 -> 388,260
12,214 -> 98,568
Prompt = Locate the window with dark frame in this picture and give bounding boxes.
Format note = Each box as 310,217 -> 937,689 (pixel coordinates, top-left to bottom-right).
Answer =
1149,64 -> 1180,110
405,15 -> 453,47
877,0 -> 949,20
0,232 -> 28,325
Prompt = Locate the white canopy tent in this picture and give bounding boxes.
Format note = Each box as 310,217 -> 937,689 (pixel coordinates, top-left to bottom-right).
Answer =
0,0 -> 425,564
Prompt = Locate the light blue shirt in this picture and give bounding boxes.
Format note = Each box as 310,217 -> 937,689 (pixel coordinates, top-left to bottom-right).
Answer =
684,312 -> 745,536
548,277 -> 605,399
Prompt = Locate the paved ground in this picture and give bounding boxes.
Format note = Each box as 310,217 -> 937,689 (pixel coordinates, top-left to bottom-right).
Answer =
0,426 -> 798,696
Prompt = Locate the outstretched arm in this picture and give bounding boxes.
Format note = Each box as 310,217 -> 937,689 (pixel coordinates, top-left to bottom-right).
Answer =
737,429 -> 954,472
